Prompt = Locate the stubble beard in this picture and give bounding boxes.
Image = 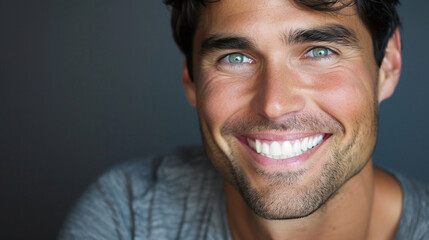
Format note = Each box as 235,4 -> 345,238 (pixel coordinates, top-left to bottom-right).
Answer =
202,111 -> 377,220
229,139 -> 359,220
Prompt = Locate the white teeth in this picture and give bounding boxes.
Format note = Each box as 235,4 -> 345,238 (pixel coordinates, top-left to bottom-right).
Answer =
301,137 -> 308,151
256,140 -> 262,153
282,141 -> 292,157
270,141 -> 281,155
247,134 -> 325,160
314,135 -> 323,146
312,137 -> 317,146
309,137 -> 315,147
293,140 -> 301,154
262,142 -> 270,155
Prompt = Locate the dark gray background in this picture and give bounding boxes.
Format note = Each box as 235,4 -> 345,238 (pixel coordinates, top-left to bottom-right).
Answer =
1,1 -> 428,239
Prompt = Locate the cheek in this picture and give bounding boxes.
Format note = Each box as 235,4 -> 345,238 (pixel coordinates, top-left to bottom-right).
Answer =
196,72 -> 253,134
311,68 -> 377,131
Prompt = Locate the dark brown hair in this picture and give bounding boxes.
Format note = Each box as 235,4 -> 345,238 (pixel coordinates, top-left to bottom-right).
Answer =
164,0 -> 401,77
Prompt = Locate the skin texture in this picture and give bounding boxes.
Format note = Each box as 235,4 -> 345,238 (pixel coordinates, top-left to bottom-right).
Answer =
182,0 -> 403,239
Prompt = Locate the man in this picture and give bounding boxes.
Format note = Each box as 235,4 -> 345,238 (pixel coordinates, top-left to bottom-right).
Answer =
59,0 -> 429,239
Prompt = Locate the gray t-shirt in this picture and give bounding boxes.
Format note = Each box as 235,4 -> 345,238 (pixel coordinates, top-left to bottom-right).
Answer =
58,147 -> 429,240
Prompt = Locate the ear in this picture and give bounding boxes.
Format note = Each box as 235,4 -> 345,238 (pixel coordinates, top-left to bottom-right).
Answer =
182,60 -> 197,107
378,28 -> 402,103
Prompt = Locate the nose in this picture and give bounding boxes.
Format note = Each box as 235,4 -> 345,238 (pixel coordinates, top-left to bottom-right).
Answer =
251,63 -> 306,121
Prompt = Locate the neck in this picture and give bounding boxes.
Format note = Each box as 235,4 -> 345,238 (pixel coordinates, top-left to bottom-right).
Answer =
224,161 -> 378,240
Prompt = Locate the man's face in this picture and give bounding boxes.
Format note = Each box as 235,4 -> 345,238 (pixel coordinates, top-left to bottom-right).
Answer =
184,0 -> 390,219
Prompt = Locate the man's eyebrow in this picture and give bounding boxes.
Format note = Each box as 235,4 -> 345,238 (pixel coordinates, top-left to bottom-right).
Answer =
200,34 -> 255,57
285,24 -> 360,49
199,25 -> 359,57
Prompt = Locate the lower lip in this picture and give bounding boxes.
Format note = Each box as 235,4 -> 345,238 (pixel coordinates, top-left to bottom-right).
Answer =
237,135 -> 328,170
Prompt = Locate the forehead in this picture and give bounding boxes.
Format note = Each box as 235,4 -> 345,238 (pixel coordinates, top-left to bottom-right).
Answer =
194,0 -> 369,46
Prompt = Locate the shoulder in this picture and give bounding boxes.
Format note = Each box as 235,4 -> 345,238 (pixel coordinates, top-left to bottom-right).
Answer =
59,146 -> 223,240
77,146 -> 215,205
96,146 -> 216,190
392,172 -> 429,240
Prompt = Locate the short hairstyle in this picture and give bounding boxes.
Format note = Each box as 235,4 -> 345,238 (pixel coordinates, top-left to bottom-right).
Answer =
164,0 -> 401,78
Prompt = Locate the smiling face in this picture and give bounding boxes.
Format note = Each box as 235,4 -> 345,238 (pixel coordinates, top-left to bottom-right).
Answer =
183,0 -> 399,219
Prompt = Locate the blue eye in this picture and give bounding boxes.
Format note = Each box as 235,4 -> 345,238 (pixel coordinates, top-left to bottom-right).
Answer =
226,53 -> 252,64
307,47 -> 332,58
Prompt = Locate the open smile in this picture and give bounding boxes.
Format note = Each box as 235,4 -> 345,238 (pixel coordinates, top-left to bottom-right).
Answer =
246,134 -> 326,160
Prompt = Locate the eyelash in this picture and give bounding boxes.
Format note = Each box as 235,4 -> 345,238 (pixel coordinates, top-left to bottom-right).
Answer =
303,46 -> 339,61
215,52 -> 255,71
218,52 -> 252,63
